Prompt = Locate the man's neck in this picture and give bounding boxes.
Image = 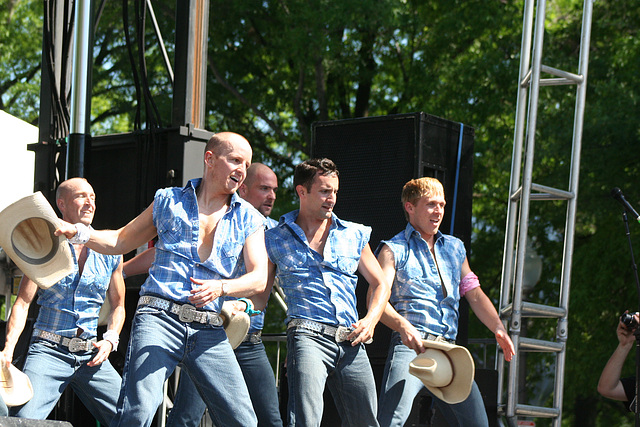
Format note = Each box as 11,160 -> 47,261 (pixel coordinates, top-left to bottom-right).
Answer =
296,210 -> 331,254
196,179 -> 232,214
412,225 -> 436,250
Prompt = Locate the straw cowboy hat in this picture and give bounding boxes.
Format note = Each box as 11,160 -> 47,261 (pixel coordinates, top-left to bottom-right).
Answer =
408,339 -> 475,404
0,192 -> 74,289
220,302 -> 250,349
0,364 -> 34,407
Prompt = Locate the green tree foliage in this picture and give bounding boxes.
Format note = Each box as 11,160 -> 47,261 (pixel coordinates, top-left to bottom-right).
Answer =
1,0 -> 639,424
0,0 -> 43,124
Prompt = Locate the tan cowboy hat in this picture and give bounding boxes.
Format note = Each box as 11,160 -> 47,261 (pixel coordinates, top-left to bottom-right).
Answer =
408,339 -> 475,404
220,302 -> 250,349
0,192 -> 74,289
0,364 -> 34,407
98,298 -> 111,326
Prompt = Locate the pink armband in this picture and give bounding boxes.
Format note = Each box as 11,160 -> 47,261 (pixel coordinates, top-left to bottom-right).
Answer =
460,272 -> 480,297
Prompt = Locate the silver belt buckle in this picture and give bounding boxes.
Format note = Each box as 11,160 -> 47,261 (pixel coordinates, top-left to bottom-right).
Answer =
208,313 -> 223,327
178,304 -> 197,322
68,337 -> 87,353
335,326 -> 351,343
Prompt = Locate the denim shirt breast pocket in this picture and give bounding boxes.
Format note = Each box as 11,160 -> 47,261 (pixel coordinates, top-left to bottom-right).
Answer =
329,243 -> 360,275
333,255 -> 359,275
218,241 -> 243,274
157,215 -> 192,250
276,251 -> 310,288
82,267 -> 110,298
396,259 -> 440,301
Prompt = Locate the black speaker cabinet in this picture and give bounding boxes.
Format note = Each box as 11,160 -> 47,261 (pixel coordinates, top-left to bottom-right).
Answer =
311,112 -> 474,252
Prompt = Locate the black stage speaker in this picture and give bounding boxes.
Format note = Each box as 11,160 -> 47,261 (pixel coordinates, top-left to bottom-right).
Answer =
311,112 -> 474,252
311,112 -> 475,426
0,418 -> 73,426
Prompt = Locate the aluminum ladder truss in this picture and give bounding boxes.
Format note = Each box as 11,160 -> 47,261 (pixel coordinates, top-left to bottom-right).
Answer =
496,0 -> 595,425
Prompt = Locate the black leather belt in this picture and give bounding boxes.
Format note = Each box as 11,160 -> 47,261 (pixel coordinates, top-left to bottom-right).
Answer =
421,332 -> 456,344
138,295 -> 223,326
33,329 -> 96,353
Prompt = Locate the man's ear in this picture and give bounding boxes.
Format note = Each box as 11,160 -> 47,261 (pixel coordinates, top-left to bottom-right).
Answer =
295,185 -> 306,198
204,150 -> 214,168
238,184 -> 247,197
56,199 -> 65,215
404,201 -> 414,216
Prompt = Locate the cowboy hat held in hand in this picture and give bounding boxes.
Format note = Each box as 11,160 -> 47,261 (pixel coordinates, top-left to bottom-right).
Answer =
408,339 -> 475,404
220,302 -> 251,349
0,192 -> 73,289
0,364 -> 34,407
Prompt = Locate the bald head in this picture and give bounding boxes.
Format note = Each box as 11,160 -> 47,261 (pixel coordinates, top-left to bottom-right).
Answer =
238,163 -> 278,217
55,178 -> 96,225
205,132 -> 251,157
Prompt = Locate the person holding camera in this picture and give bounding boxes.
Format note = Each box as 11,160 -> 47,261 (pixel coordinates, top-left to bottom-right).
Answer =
597,311 -> 639,412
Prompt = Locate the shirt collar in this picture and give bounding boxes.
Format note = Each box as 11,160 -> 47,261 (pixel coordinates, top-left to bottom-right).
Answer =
183,178 -> 241,208
280,210 -> 346,230
404,222 -> 444,246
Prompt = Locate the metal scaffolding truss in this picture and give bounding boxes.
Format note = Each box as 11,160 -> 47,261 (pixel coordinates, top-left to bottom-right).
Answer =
496,0 -> 595,426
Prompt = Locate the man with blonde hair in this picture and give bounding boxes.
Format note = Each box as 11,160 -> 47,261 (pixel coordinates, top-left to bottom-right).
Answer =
376,177 -> 515,427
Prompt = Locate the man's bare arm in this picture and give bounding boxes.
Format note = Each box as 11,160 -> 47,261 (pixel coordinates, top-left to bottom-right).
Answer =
88,257 -> 127,367
0,276 -> 39,366
349,244 -> 391,345
462,258 -> 514,361
598,318 -> 637,401
123,247 -> 155,277
56,204 -> 157,256
376,244 -> 426,354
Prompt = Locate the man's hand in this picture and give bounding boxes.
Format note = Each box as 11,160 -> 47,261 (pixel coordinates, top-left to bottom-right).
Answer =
496,328 -> 515,362
87,340 -> 113,367
348,317 -> 376,346
398,323 -> 426,354
617,312 -> 639,347
188,277 -> 225,307
54,219 -> 78,240
0,350 -> 13,368
222,300 -> 247,315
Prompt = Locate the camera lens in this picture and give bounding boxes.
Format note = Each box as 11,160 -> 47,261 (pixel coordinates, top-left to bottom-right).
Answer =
621,312 -> 639,329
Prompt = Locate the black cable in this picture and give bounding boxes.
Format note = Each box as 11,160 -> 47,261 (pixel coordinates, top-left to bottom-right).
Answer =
123,0 -> 142,130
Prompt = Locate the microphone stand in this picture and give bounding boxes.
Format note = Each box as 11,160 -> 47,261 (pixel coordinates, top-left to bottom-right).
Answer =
620,211 -> 640,426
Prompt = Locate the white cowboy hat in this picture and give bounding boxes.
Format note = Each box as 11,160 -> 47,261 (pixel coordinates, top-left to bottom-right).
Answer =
220,302 -> 250,349
408,338 -> 475,404
0,364 -> 34,407
0,192 -> 73,289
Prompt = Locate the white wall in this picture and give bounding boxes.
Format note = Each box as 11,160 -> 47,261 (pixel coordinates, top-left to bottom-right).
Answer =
0,110 -> 37,211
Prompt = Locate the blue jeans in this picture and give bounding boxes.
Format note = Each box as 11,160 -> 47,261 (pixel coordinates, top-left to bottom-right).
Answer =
167,340 -> 283,427
377,333 -> 488,427
111,305 -> 257,427
286,328 -> 379,427
11,340 -> 121,425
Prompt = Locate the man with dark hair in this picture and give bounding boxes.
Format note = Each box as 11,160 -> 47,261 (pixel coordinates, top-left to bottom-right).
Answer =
1,177 -> 125,424
260,158 -> 390,426
56,132 -> 267,427
376,177 -> 514,427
